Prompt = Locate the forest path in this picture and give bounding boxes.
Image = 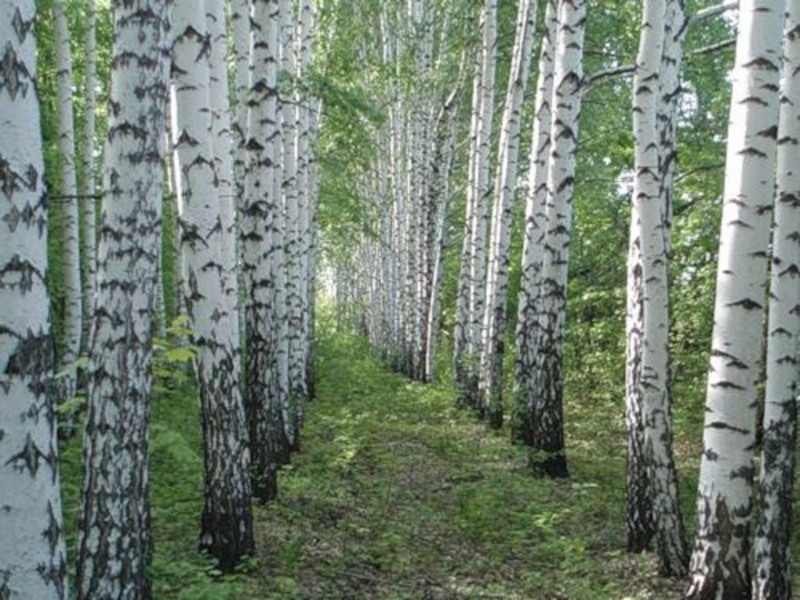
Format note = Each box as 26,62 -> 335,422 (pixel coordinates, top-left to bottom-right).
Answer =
246,332 -> 687,599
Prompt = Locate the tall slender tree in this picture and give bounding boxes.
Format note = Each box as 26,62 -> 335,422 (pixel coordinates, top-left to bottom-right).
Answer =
628,0 -> 688,575
80,0 -> 98,344
76,1 -> 172,596
243,0 -> 290,502
53,0 -> 82,398
478,0 -> 537,428
171,0 -> 255,569
0,2 -> 68,597
753,1 -> 800,597
281,0 -> 306,446
513,0 -> 557,443
530,0 -> 587,478
454,0 -> 497,410
207,0 -> 240,315
685,0 -> 785,596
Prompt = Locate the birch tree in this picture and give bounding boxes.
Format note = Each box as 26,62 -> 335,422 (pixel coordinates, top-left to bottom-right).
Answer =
454,0 -> 497,409
530,0 -> 587,478
281,0 -> 307,446
54,0 -> 82,397
297,0 -> 316,396
513,0 -> 557,443
76,1 -> 172,596
753,2 -> 800,596
685,1 -> 785,596
171,0 -> 255,569
0,2 -> 67,596
478,0 -> 537,428
207,0 -> 240,316
243,0 -> 291,502
627,0 -> 688,575
80,0 -> 98,339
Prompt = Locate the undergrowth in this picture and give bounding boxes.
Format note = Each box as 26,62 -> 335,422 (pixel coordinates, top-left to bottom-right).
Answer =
59,323 -> 798,599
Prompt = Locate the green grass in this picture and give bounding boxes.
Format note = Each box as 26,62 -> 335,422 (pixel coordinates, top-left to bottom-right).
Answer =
60,378 -> 252,599
59,326 -> 798,599
242,331 -> 689,599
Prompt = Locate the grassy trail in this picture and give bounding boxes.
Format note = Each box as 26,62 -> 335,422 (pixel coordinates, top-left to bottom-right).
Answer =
243,333 -> 687,599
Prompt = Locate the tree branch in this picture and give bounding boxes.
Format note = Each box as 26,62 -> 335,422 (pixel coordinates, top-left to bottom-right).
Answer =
582,65 -> 635,94
691,38 -> 736,56
690,0 -> 738,25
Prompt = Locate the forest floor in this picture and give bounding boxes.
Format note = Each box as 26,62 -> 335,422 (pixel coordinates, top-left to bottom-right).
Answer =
239,332 -> 688,600
59,327 -> 797,599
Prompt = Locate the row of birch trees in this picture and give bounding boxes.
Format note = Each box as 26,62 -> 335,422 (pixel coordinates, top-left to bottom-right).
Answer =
1,0 -> 322,597
327,0 -> 467,384
327,0 -> 798,597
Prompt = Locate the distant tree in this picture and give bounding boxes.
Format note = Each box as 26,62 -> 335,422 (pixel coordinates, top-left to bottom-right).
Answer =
281,0 -> 307,448
0,2 -> 68,597
76,0 -> 172,596
80,0 -> 98,335
685,0 -> 785,597
454,0 -> 497,410
53,0 -> 82,398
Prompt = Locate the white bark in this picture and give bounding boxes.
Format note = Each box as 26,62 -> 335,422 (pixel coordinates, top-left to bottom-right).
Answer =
513,0 -> 557,442
630,0 -> 688,575
172,0 -> 254,568
453,33 -> 485,396
281,0 -> 306,439
231,0 -> 252,192
243,0 -> 290,501
754,2 -> 800,597
296,0 -> 315,398
54,0 -> 82,393
424,85 -> 461,382
464,0 -> 497,406
80,0 -> 98,340
77,1 -> 172,597
207,0 -> 239,338
531,0 -> 587,478
685,1 -> 785,597
0,2 -> 67,597
478,0 -> 537,427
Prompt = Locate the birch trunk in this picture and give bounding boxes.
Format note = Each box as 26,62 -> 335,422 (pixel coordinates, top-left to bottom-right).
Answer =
207,0 -> 239,338
77,1 -> 172,597
297,0 -> 315,398
753,2 -> 800,597
424,86 -> 461,382
479,0 -> 537,428
530,0 -> 587,478
80,0 -> 98,344
0,2 -> 67,596
230,0 -> 251,343
54,0 -> 82,397
513,0 -> 557,444
171,0 -> 254,570
281,0 -> 305,444
464,0 -> 497,409
244,0 -> 290,502
685,1 -> 785,597
453,36 -> 484,401
629,0 -> 688,575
